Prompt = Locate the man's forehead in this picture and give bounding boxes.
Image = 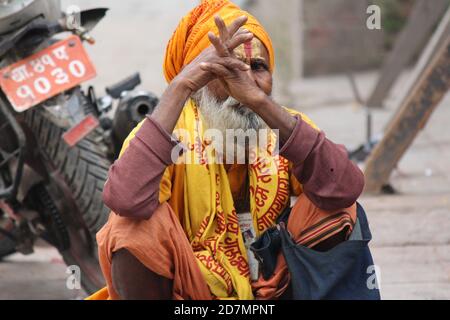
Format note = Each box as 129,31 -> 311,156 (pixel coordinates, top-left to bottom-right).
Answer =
234,37 -> 269,63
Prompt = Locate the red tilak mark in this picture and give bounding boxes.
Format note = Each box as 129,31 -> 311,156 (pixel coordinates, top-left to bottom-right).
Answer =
63,114 -> 99,147
244,41 -> 253,61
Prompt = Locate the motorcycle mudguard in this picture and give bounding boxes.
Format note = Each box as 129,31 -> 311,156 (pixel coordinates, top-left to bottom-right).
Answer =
80,8 -> 109,33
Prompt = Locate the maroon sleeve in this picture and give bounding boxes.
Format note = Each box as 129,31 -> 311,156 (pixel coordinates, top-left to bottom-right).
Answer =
102,116 -> 182,220
280,116 -> 365,211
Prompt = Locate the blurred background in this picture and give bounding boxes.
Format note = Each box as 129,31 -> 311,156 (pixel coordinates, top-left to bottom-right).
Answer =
0,0 -> 449,300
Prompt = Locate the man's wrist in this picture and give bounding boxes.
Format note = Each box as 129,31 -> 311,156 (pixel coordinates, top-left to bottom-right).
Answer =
169,76 -> 194,97
246,92 -> 298,143
246,90 -> 270,110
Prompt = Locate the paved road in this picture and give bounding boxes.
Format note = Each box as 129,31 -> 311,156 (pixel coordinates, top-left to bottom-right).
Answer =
303,80 -> 450,300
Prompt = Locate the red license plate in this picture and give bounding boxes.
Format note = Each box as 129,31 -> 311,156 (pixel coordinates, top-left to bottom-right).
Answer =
62,114 -> 100,147
0,35 -> 96,112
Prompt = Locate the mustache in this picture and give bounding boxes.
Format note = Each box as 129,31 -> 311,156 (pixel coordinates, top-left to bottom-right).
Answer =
192,87 -> 267,133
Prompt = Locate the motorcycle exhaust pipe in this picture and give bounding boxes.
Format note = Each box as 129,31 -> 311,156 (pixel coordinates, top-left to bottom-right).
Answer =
111,90 -> 159,157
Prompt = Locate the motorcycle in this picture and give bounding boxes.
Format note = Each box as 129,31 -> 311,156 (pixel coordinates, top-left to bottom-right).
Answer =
0,0 -> 158,294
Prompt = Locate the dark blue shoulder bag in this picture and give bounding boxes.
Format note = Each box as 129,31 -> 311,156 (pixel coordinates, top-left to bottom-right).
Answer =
251,203 -> 381,300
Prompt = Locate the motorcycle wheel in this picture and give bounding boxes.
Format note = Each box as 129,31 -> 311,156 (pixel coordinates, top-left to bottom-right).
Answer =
0,238 -> 16,259
24,107 -> 111,295
0,214 -> 16,259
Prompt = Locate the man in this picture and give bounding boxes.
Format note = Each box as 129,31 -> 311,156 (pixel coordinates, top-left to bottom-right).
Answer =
88,0 -> 364,300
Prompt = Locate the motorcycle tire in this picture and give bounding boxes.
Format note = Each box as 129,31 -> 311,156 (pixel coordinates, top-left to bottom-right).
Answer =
0,237 -> 15,259
0,215 -> 17,259
24,107 -> 110,295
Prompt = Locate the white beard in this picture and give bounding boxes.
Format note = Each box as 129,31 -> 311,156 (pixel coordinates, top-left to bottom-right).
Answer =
192,87 -> 271,165
192,87 -> 268,135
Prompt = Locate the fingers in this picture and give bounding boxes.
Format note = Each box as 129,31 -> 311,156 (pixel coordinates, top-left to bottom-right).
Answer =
209,32 -> 253,56
215,15 -> 230,44
200,56 -> 250,76
228,31 -> 253,51
235,27 -> 250,36
200,62 -> 232,78
214,15 -> 248,41
226,15 -> 248,37
209,28 -> 253,57
208,32 -> 229,57
211,14 -> 252,53
214,56 -> 250,71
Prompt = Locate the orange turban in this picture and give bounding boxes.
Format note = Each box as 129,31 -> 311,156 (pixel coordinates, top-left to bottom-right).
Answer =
163,0 -> 274,83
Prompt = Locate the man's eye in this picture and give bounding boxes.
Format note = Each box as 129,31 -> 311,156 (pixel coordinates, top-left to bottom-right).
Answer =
251,60 -> 269,71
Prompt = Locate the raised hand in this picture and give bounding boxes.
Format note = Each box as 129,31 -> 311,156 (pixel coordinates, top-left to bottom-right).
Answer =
200,15 -> 268,108
174,15 -> 253,93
